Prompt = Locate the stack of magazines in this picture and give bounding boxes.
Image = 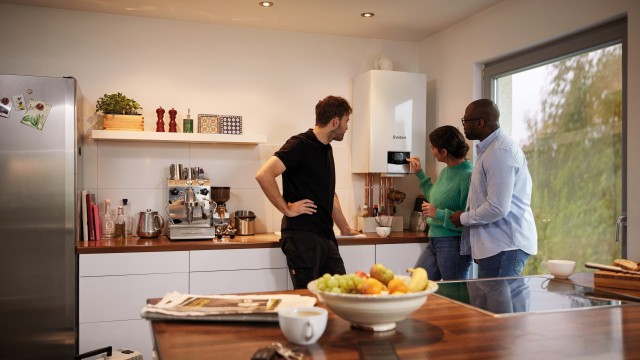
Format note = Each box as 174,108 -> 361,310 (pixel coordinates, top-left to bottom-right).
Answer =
141,291 -> 317,323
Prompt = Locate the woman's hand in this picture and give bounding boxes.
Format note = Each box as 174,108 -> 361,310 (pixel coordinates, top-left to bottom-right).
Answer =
407,157 -> 422,173
421,201 -> 437,219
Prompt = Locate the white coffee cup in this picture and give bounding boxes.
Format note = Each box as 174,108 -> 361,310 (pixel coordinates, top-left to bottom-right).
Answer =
278,307 -> 327,345
376,226 -> 391,237
542,260 -> 576,279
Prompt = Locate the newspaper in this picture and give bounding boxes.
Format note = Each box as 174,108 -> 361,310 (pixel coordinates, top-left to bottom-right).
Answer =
141,291 -> 317,323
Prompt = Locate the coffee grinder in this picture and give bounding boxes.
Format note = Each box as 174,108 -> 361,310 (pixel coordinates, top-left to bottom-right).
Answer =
166,165 -> 216,240
211,186 -> 236,239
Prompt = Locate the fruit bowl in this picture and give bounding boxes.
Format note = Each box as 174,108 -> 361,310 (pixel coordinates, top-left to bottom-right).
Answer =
307,275 -> 438,331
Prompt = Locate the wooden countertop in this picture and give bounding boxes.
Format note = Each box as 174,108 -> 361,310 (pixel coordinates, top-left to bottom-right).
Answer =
148,273 -> 640,359
76,231 -> 428,254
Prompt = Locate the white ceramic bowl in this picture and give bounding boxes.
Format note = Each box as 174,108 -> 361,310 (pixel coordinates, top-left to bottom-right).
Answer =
307,276 -> 438,331
375,226 -> 391,237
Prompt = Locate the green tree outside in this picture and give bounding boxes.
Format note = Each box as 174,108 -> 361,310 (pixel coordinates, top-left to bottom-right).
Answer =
520,45 -> 622,275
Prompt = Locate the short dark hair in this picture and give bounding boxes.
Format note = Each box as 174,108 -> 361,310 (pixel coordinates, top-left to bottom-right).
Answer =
429,125 -> 469,159
315,96 -> 352,126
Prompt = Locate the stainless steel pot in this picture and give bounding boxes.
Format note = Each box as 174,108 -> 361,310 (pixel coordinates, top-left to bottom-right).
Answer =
137,209 -> 165,238
233,210 -> 255,236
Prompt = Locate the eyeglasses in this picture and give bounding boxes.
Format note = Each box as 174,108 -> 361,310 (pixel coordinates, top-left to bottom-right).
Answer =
461,117 -> 481,125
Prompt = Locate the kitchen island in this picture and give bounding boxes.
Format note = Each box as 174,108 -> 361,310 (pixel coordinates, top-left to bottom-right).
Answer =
148,272 -> 640,360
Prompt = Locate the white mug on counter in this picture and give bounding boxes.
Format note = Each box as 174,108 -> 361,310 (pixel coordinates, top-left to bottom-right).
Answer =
542,260 -> 576,279
278,307 -> 327,345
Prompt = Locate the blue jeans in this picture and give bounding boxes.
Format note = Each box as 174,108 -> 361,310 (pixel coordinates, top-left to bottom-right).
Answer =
476,249 -> 530,278
415,236 -> 472,281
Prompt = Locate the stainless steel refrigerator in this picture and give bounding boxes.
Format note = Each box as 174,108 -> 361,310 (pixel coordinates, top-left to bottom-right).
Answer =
0,74 -> 82,358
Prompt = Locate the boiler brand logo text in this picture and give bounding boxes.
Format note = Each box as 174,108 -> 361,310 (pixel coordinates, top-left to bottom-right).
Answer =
392,135 -> 407,140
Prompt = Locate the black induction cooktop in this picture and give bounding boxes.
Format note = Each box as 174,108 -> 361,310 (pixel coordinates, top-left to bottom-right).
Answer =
435,275 -> 640,317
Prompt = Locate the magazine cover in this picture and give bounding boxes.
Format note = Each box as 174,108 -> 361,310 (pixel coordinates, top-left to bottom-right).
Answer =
141,291 -> 317,323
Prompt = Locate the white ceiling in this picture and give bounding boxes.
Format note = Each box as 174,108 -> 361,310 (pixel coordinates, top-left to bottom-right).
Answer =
1,0 -> 504,42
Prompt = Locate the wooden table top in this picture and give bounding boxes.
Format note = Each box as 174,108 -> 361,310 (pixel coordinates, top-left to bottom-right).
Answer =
148,273 -> 640,359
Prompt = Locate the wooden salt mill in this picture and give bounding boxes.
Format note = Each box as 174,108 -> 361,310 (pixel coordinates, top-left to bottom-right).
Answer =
168,108 -> 177,132
156,106 -> 165,132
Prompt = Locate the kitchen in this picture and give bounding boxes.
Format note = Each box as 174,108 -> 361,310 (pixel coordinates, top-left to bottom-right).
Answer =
1,0 -> 639,359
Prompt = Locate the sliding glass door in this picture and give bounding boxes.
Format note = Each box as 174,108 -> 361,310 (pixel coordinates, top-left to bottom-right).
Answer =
483,19 -> 627,274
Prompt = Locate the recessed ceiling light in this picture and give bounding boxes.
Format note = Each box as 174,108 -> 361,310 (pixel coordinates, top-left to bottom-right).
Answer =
361,12 -> 375,18
259,1 -> 273,7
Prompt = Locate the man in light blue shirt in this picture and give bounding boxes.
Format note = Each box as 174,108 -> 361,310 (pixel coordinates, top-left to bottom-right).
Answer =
450,99 -> 537,278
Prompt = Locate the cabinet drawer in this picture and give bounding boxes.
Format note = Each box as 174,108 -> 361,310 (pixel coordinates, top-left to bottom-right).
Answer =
79,272 -> 188,323
79,251 -> 189,276
190,248 -> 286,271
190,268 -> 289,295
340,244 -> 375,274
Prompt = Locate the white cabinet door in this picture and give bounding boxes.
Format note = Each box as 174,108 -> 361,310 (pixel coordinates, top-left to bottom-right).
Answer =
375,243 -> 427,276
340,244 -> 375,274
78,252 -> 189,360
190,268 -> 289,295
79,320 -> 153,360
79,272 -> 188,323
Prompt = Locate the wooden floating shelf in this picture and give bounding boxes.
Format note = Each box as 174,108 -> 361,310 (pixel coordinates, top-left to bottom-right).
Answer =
91,130 -> 266,144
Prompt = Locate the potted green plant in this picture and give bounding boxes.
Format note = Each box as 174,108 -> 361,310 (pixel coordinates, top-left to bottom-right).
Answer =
96,92 -> 144,131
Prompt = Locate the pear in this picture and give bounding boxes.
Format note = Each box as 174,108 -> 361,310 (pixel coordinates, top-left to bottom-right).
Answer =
369,263 -> 395,285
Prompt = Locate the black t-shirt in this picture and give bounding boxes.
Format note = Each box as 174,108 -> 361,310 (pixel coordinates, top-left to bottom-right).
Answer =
274,129 -> 336,239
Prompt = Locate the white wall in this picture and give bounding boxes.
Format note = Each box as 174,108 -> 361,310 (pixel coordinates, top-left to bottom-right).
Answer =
0,4 -> 422,234
418,0 -> 640,258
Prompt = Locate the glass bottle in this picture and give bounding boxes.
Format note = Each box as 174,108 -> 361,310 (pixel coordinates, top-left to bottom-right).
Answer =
102,199 -> 115,239
115,206 -> 125,238
122,198 -> 133,237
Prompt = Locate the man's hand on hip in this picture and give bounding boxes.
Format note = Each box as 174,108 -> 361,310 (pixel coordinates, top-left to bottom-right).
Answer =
286,199 -> 317,217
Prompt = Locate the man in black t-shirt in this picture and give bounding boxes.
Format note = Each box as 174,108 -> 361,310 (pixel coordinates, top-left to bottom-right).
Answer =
255,95 -> 360,289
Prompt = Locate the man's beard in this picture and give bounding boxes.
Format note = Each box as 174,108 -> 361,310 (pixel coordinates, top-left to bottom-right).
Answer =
330,128 -> 345,141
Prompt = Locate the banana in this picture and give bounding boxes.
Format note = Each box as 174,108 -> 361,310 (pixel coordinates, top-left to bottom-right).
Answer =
406,267 -> 428,292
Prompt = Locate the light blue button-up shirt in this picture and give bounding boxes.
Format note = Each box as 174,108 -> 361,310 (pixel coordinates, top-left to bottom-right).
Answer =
461,128 -> 538,259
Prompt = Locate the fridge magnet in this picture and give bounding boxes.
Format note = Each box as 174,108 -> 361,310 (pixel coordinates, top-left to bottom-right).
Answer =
0,97 -> 11,118
13,95 -> 27,111
20,99 -> 51,130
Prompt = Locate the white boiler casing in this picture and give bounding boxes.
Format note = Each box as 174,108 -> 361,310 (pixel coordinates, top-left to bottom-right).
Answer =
351,70 -> 427,175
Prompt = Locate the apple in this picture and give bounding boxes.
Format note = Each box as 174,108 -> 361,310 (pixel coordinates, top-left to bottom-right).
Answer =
354,270 -> 368,279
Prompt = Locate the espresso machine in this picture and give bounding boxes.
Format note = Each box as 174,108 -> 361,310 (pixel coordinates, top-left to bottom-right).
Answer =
166,165 -> 216,240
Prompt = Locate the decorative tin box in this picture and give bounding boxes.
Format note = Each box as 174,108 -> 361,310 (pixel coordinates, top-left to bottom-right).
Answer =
197,114 -> 219,134
219,115 -> 242,135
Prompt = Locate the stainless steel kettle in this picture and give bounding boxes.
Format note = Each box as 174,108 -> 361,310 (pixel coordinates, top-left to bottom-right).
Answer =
137,209 -> 165,238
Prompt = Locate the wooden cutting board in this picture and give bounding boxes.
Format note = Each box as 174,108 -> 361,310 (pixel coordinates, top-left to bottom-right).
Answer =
594,270 -> 640,291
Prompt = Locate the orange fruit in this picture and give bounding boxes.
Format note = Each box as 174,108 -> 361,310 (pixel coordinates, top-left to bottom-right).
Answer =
359,277 -> 384,295
387,278 -> 409,294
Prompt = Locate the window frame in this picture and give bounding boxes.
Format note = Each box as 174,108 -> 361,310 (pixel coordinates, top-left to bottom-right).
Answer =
482,17 -> 628,255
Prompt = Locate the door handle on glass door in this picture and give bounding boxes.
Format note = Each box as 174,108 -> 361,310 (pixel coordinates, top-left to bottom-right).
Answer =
615,215 -> 627,242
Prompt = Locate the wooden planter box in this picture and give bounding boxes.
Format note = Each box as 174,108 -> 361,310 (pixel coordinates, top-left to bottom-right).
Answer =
103,114 -> 144,131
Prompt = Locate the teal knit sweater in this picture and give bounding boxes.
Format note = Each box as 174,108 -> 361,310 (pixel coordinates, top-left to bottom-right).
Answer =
415,160 -> 473,237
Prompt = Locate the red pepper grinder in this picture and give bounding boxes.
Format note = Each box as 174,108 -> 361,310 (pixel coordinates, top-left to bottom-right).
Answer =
168,108 -> 177,132
156,106 -> 165,132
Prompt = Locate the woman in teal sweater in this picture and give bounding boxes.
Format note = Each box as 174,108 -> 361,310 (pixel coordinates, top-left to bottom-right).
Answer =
408,125 -> 473,280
